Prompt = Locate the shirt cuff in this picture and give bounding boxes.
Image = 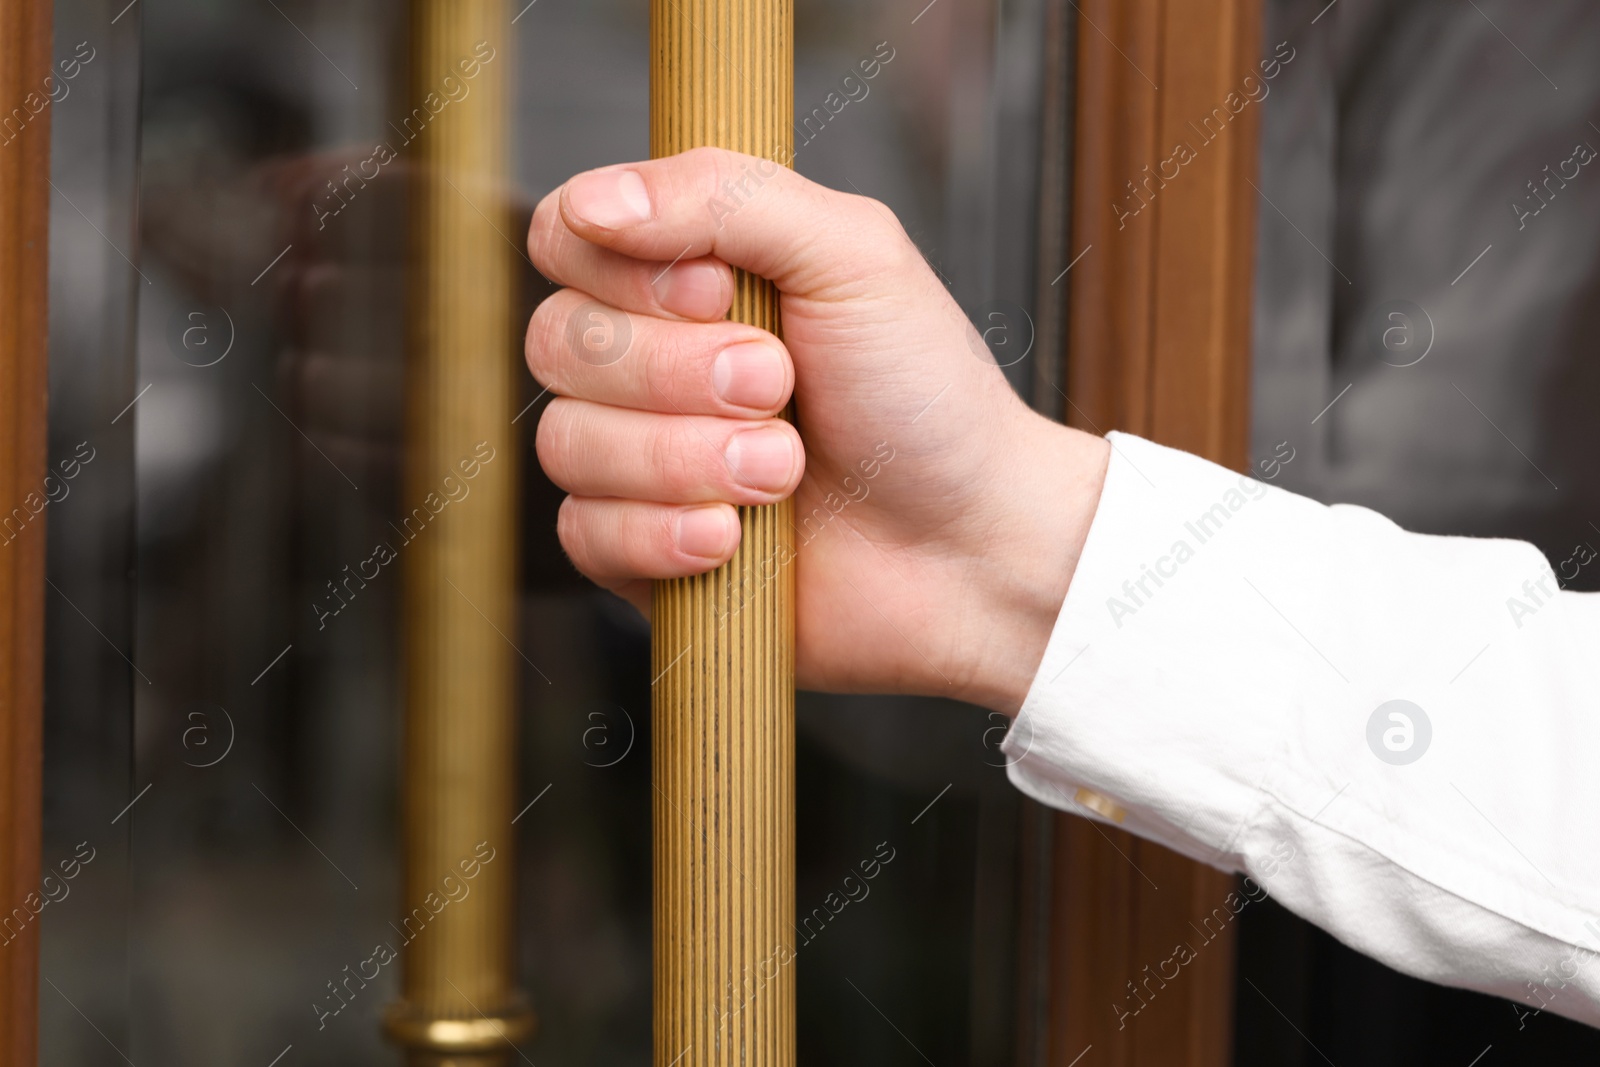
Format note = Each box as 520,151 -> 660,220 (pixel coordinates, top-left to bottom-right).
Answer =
1002,431 -> 1288,870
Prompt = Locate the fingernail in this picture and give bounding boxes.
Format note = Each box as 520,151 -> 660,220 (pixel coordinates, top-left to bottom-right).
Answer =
724,428 -> 797,493
653,260 -> 727,319
566,168 -> 651,229
676,507 -> 737,560
712,342 -> 786,411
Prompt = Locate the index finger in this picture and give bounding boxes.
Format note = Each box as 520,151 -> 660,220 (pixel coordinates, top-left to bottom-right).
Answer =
529,187 -> 735,322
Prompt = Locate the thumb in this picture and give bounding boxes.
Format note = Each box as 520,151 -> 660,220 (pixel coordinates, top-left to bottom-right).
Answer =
556,147 -> 912,298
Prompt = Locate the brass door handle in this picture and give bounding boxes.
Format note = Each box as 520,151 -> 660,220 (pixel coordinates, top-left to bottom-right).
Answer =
650,3 -> 797,1065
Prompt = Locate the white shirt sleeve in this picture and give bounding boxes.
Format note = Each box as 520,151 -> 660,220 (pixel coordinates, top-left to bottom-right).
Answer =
1004,431 -> 1600,1029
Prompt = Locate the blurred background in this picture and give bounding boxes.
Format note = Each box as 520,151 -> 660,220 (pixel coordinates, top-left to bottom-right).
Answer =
36,0 -> 1600,1063
42,0 -> 1043,1063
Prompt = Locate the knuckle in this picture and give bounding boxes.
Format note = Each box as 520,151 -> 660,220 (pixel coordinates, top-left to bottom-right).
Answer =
650,418 -> 702,497
533,397 -> 577,488
640,321 -> 709,405
849,194 -> 915,269
651,508 -> 681,558
686,146 -> 760,217
684,145 -> 737,191
565,300 -> 634,369
853,193 -> 892,220
524,292 -> 570,386
620,508 -> 670,574
657,321 -> 774,407
555,496 -> 600,575
637,324 -> 676,404
527,191 -> 562,275
532,291 -> 635,384
555,495 -> 583,555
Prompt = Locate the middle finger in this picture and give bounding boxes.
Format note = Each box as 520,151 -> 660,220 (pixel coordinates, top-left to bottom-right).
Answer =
527,288 -> 794,418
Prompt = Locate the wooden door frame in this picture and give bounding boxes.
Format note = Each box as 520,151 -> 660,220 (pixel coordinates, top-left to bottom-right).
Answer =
0,0 -> 54,1059
1035,0 -> 1264,1063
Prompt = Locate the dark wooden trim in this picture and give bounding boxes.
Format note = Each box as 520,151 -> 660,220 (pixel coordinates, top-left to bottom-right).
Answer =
1042,0 -> 1263,1063
0,0 -> 53,1058
1028,0 -> 1077,423
1065,0 -> 1258,459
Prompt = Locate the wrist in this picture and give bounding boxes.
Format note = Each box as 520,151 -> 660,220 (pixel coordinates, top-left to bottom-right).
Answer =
953,415 -> 1110,715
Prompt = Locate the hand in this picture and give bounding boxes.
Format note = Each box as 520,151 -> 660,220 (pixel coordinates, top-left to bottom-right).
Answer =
525,148 -> 1109,713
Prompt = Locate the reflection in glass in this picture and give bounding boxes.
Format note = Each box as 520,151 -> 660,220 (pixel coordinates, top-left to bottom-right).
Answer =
43,0 -> 1053,1062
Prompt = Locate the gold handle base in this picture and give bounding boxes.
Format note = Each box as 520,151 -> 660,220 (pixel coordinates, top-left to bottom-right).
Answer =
383,996 -> 537,1060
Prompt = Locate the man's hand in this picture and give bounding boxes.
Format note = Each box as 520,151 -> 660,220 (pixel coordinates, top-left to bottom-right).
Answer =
526,148 -> 1109,714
